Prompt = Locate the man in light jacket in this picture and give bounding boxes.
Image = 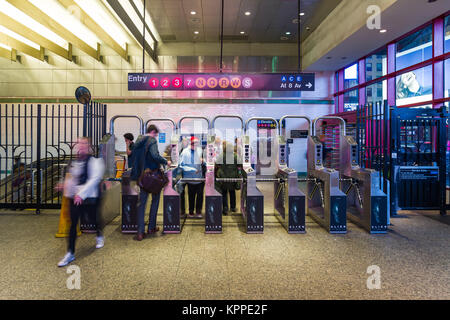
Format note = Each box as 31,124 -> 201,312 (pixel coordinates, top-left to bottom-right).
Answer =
179,137 -> 204,217
57,137 -> 105,267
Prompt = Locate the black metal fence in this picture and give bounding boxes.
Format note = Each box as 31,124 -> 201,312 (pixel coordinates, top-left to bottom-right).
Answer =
0,102 -> 107,213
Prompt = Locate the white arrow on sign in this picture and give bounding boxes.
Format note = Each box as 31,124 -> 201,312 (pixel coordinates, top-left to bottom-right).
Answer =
306,82 -> 313,88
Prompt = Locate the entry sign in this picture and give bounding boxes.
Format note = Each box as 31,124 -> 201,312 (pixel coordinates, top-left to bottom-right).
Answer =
128,73 -> 315,91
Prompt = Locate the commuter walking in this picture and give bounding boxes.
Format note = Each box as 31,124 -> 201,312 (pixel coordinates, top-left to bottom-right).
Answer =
215,141 -> 242,215
57,137 -> 105,267
179,137 -> 204,217
131,125 -> 170,241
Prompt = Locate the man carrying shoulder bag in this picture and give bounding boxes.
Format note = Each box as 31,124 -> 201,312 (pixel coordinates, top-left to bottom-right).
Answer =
131,124 -> 171,241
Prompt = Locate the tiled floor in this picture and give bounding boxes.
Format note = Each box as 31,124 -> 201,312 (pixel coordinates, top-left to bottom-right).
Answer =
0,183 -> 449,300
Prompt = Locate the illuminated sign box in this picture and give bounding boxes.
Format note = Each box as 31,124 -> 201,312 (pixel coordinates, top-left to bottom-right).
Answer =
128,73 -> 315,91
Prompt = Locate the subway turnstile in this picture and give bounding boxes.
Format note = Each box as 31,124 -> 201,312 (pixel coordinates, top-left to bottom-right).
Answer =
240,117 -> 279,233
306,117 -> 347,233
96,115 -> 145,233
178,116 -> 223,233
145,119 -> 182,234
274,115 -> 310,234
339,135 -> 388,233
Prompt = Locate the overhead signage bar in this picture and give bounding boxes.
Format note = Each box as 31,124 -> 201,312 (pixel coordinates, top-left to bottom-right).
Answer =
128,73 -> 315,91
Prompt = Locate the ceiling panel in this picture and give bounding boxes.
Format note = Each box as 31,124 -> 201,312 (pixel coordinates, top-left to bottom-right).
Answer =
147,0 -> 343,43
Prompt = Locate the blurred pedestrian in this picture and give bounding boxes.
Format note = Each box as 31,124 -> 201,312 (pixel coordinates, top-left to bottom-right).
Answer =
57,137 -> 105,267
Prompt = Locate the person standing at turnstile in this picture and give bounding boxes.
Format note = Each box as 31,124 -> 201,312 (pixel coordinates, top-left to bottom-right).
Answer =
124,133 -> 135,168
179,137 -> 205,217
130,125 -> 169,241
216,141 -> 241,215
57,137 -> 105,267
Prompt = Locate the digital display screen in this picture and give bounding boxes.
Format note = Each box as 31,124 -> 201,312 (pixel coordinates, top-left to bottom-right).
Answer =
128,73 -> 315,91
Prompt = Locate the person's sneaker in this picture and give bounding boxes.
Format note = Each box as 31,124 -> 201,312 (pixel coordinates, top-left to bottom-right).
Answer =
57,252 -> 75,267
96,236 -> 104,249
188,212 -> 195,218
195,213 -> 203,219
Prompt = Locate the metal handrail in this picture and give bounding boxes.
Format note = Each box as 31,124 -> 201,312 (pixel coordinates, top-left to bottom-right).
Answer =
279,115 -> 312,136
177,116 -> 210,134
211,115 -> 244,130
312,116 -> 346,137
109,115 -> 145,135
144,118 -> 176,134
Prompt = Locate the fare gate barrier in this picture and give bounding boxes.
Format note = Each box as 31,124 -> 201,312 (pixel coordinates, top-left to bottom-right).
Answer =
177,116 -> 223,233
339,131 -> 388,234
306,117 -> 347,234
97,115 -> 145,233
144,119 -> 182,234
274,115 -> 311,234
240,117 -> 279,233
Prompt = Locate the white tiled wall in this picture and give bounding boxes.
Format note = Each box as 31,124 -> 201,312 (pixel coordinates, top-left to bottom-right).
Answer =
0,44 -> 335,99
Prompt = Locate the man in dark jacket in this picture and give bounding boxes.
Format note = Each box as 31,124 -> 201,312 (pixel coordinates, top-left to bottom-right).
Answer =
131,125 -> 170,241
215,141 -> 242,215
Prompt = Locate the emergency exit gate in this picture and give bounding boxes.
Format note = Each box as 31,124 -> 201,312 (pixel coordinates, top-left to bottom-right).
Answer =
390,107 -> 447,216
354,102 -> 447,216
0,102 -> 107,213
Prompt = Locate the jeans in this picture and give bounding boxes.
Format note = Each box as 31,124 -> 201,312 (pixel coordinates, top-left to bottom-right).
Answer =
68,198 -> 103,254
187,182 -> 204,214
137,189 -> 161,234
222,189 -> 236,212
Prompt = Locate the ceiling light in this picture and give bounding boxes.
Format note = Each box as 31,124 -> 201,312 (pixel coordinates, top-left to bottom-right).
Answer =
244,11 -> 251,16
194,31 -> 199,34
380,29 -> 387,33
0,0 -> 68,50
28,0 -> 100,50
299,12 -> 305,16
0,25 -> 40,50
280,36 -> 288,41
74,0 -> 130,49
240,31 -> 245,34
0,42 -> 11,50
285,32 -> 291,35
190,11 -> 196,15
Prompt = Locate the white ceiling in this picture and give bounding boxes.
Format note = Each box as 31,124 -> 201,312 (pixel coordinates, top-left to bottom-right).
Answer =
146,0 -> 342,43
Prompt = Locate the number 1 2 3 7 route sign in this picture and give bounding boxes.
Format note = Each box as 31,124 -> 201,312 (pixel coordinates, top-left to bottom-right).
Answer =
128,73 -> 315,91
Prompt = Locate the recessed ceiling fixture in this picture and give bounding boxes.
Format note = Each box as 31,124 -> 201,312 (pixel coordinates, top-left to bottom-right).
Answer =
292,18 -> 300,24
244,11 -> 251,16
380,29 -> 387,33
285,31 -> 291,35
194,31 -> 199,34
299,12 -> 305,16
240,31 -> 245,34
280,36 -> 288,40
190,11 -> 197,15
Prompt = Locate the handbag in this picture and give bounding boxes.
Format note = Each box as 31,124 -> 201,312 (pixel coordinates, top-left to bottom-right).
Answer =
137,138 -> 169,194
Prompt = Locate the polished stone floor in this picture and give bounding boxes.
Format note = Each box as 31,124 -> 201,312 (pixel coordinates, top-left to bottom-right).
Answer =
0,183 -> 449,300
